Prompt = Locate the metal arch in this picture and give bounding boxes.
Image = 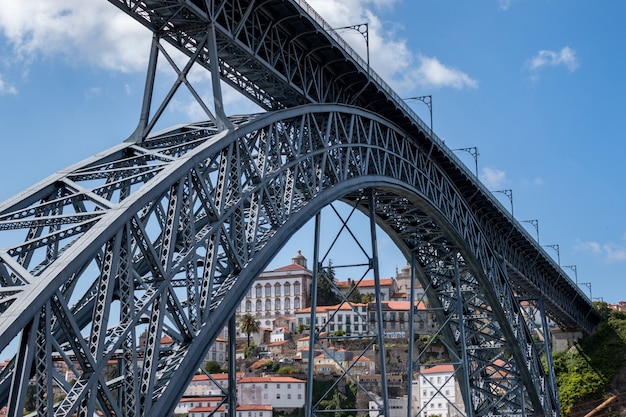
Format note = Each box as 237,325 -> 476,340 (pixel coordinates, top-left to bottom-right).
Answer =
104,0 -> 599,333
0,104 -> 556,416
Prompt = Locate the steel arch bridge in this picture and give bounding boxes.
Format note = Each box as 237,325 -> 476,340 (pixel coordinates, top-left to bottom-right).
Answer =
0,1 -> 598,416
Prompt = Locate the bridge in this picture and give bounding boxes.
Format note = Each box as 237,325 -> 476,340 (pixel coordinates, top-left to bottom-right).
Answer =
0,1 -> 599,416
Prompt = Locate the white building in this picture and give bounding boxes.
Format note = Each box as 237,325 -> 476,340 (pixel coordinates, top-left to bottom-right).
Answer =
183,373 -> 241,397
237,251 -> 313,331
295,302 -> 370,336
188,404 -> 272,417
413,364 -> 465,417
203,337 -> 227,366
237,376 -> 306,409
369,396 -> 409,417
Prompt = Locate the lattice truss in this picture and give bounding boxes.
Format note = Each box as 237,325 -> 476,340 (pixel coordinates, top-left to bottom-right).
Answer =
107,0 -> 381,111
0,105 -> 556,416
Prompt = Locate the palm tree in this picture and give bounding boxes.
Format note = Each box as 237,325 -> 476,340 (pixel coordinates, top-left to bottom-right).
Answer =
239,313 -> 260,348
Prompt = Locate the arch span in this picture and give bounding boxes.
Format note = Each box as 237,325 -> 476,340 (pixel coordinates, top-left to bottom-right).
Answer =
0,103 -> 555,416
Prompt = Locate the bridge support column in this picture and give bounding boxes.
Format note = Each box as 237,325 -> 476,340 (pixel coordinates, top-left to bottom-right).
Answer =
305,211 -> 321,417
369,189 -> 390,417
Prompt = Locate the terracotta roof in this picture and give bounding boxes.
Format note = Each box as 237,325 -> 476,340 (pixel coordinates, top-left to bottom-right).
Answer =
179,396 -> 223,403
422,364 -> 455,374
273,262 -> 307,272
191,372 -> 243,381
238,376 -> 305,384
295,302 -> 366,314
266,340 -> 289,347
337,278 -> 395,288
383,301 -> 427,311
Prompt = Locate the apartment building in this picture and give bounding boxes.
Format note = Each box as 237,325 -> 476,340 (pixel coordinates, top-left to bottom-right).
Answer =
237,251 -> 313,332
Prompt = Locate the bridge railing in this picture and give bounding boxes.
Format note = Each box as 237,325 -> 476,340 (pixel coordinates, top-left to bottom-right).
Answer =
295,0 -> 590,306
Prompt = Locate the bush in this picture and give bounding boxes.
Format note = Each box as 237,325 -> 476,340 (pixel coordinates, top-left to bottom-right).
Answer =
553,305 -> 626,415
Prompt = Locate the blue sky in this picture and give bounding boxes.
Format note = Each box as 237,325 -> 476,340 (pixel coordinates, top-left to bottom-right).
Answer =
0,0 -> 624,303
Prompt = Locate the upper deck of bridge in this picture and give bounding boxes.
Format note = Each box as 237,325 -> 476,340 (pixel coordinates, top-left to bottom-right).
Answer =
108,0 -> 599,332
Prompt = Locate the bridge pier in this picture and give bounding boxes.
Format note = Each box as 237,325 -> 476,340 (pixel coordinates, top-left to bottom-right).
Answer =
551,329 -> 583,353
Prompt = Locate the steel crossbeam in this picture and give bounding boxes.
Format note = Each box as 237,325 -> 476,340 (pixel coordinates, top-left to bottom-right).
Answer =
0,105 -> 575,415
0,1 -> 600,416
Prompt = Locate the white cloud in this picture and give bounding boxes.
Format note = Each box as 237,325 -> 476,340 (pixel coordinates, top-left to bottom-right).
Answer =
307,0 -> 478,92
575,238 -> 626,264
522,176 -> 544,186
415,55 -> 479,90
0,74 -> 17,94
481,166 -> 507,189
526,46 -> 579,74
0,0 -> 150,72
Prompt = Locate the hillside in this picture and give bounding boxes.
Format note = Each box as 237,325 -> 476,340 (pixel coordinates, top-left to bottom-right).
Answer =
553,304 -> 626,416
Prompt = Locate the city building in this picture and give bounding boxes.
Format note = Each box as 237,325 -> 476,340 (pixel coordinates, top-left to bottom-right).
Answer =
413,364 -> 465,417
312,347 -> 375,376
237,251 -> 313,332
337,277 -> 401,301
237,376 -> 306,410
295,302 -> 369,336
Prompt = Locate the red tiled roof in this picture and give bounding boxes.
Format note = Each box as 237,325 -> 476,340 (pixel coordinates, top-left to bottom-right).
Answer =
337,278 -> 395,288
238,376 -> 305,384
273,263 -> 307,272
422,364 -> 455,374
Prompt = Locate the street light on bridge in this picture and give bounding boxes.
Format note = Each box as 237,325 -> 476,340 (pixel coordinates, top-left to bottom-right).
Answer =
563,264 -> 578,285
493,189 -> 514,217
403,95 -> 433,136
520,219 -> 539,243
334,23 -> 369,78
543,244 -> 560,266
452,147 -> 479,177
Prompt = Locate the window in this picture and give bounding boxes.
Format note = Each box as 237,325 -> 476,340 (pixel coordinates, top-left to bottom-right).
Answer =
294,297 -> 300,310
284,298 -> 290,310
288,394 -> 291,399
284,283 -> 291,295
275,298 -> 281,311
255,285 -> 262,298
275,283 -> 281,296
294,281 -> 300,295
256,300 -> 262,311
265,299 -> 271,311
245,300 -> 251,312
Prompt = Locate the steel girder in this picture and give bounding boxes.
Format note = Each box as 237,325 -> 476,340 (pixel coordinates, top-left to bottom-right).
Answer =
106,0 -> 399,116
104,0 -> 597,334
0,104 -> 557,416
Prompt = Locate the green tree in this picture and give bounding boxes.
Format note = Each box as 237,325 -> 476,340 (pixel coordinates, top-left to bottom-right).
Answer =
239,313 -> 260,348
205,360 -> 222,374
316,262 -> 342,306
360,292 -> 373,304
346,280 -> 362,304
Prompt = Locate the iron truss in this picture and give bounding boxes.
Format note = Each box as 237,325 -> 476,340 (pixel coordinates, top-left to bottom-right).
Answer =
1,105 -> 570,415
0,0 -> 599,416
105,0 -> 597,333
